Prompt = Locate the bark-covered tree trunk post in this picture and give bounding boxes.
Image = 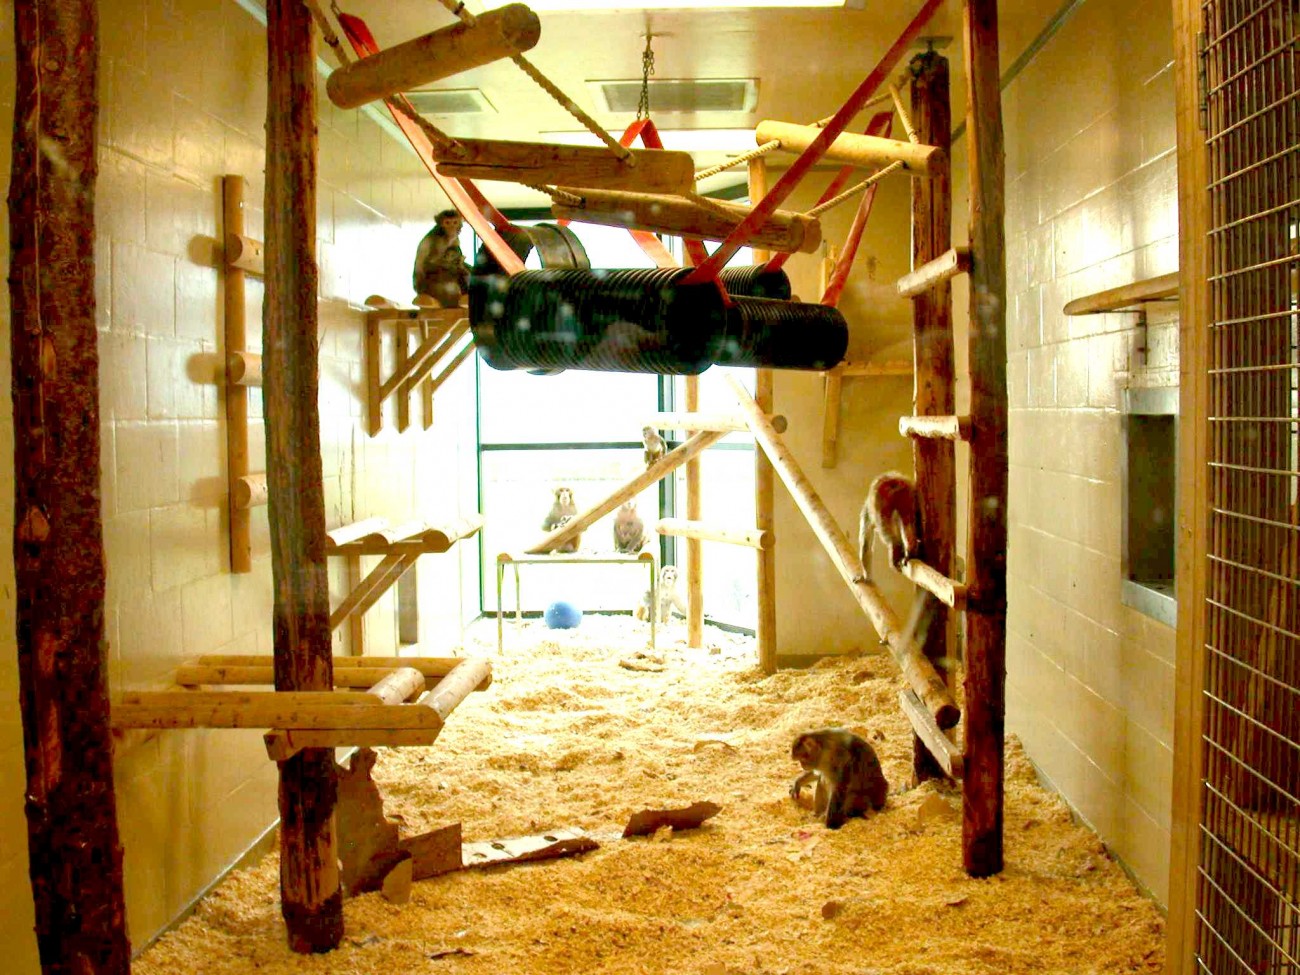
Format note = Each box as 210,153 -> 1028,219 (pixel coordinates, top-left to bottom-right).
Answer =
264,0 -> 343,952
8,1 -> 132,971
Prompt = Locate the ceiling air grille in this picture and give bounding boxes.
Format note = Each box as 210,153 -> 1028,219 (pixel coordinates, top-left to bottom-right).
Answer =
589,78 -> 759,114
405,88 -> 496,115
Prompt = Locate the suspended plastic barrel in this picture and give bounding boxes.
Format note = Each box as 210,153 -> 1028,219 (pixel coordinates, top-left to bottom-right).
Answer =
470,266 -> 844,375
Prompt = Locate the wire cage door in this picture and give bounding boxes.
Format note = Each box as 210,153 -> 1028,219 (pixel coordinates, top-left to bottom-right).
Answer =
1196,2 -> 1300,972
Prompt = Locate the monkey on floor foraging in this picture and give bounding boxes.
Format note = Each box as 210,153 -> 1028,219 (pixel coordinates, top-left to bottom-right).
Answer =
642,426 -> 667,468
856,471 -> 922,583
412,209 -> 470,309
790,728 -> 888,829
613,501 -> 645,554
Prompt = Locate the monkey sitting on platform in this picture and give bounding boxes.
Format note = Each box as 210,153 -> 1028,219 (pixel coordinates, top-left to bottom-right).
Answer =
542,486 -> 581,553
790,728 -> 888,829
856,471 -> 922,583
412,209 -> 470,309
613,501 -> 645,554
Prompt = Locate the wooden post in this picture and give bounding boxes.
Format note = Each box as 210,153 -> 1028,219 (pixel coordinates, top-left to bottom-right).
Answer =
750,158 -> 778,675
908,51 -> 957,785
224,177 -> 253,572
684,376 -> 704,647
264,0 -> 342,951
960,0 -> 1008,879
9,3 -> 132,970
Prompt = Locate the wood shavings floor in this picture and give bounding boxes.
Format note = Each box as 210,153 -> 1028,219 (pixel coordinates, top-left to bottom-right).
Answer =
135,616 -> 1165,975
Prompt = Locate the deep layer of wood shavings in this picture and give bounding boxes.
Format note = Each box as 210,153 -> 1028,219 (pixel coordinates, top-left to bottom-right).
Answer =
136,616 -> 1164,975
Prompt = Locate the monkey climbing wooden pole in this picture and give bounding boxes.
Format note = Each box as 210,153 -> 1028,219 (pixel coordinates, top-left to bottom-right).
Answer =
9,2 -> 132,969
960,0 -> 1009,879
906,49 -> 958,785
264,0 -> 342,950
726,375 -> 960,728
683,0 -> 946,286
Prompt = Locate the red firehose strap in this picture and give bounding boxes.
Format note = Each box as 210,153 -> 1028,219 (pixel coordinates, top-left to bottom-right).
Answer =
336,10 -> 526,275
681,0 -> 945,286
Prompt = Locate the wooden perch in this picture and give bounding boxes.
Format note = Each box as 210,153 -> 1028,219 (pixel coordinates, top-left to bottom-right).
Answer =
725,374 -> 959,728
225,232 -> 265,275
325,514 -> 483,556
755,119 -> 944,176
900,559 -> 967,608
198,654 -> 487,681
326,3 -> 541,109
525,430 -> 726,554
897,246 -> 970,298
899,414 -> 971,440
438,139 -> 696,195
415,658 -> 493,723
1062,271 -> 1179,315
650,411 -> 788,434
223,177 -> 256,573
111,691 -> 446,730
899,689 -> 963,779
553,189 -> 821,254
655,518 -> 772,549
177,664 -> 424,689
366,309 -> 472,436
226,351 -> 262,387
234,473 -> 268,509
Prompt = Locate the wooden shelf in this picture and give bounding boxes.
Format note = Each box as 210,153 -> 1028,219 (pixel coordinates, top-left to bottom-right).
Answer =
1062,272 -> 1179,315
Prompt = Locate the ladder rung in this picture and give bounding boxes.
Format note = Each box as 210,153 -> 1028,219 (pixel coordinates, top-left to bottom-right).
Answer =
900,559 -> 966,608
899,414 -> 970,441
896,246 -> 971,298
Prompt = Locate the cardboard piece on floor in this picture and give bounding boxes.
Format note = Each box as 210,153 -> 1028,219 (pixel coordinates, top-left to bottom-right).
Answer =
337,747 -> 405,895
400,822 -> 464,880
461,827 -> 598,869
381,854 -> 414,904
623,801 -> 722,838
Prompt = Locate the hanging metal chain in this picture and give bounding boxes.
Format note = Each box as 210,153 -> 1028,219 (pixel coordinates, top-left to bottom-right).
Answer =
636,33 -> 655,121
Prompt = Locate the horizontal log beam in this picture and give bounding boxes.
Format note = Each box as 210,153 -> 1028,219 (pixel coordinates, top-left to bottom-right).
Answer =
725,373 -> 959,729
177,664 -> 423,689
264,727 -> 443,761
1062,271 -> 1179,315
650,411 -> 788,434
899,414 -> 971,440
899,559 -> 967,609
755,119 -> 944,176
325,514 -> 484,556
225,232 -> 264,275
655,518 -> 772,549
234,473 -> 268,509
111,691 -> 446,731
326,3 -> 540,109
365,667 -> 426,704
896,246 -> 970,298
837,360 -> 912,377
554,189 -> 820,254
226,350 -> 262,387
438,140 -> 695,195
526,430 -> 725,554
417,658 -> 493,723
900,688 -> 963,779
197,655 -> 488,681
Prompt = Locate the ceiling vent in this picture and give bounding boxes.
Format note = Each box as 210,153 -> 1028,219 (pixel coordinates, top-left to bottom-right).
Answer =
588,78 -> 759,114
405,88 -> 496,116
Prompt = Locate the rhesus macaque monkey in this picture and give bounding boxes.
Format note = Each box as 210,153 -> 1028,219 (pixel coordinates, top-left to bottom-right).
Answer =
542,486 -> 581,553
790,728 -> 888,829
413,209 -> 470,308
642,426 -> 667,468
856,471 -> 922,583
636,565 -> 687,623
613,501 -> 645,554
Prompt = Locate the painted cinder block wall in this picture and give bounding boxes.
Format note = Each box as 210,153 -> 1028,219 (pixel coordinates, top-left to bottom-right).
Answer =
0,0 -> 480,962
996,0 -> 1179,904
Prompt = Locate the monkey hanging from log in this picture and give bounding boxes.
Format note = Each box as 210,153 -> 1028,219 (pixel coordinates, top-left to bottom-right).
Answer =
855,471 -> 922,583
789,728 -> 888,829
412,209 -> 470,309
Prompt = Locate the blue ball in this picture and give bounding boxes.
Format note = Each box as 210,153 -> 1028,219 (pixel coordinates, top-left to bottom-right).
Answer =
543,600 -> 583,629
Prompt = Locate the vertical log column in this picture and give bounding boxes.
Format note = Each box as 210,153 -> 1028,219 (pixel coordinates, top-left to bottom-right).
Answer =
684,376 -> 704,647
749,158 -> 778,675
908,52 -> 957,783
224,176 -> 253,573
960,0 -> 1008,878
9,2 -> 132,971
264,0 -> 343,951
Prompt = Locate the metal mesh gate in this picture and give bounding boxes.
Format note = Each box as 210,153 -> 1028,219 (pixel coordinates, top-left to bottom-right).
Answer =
1198,2 -> 1300,971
